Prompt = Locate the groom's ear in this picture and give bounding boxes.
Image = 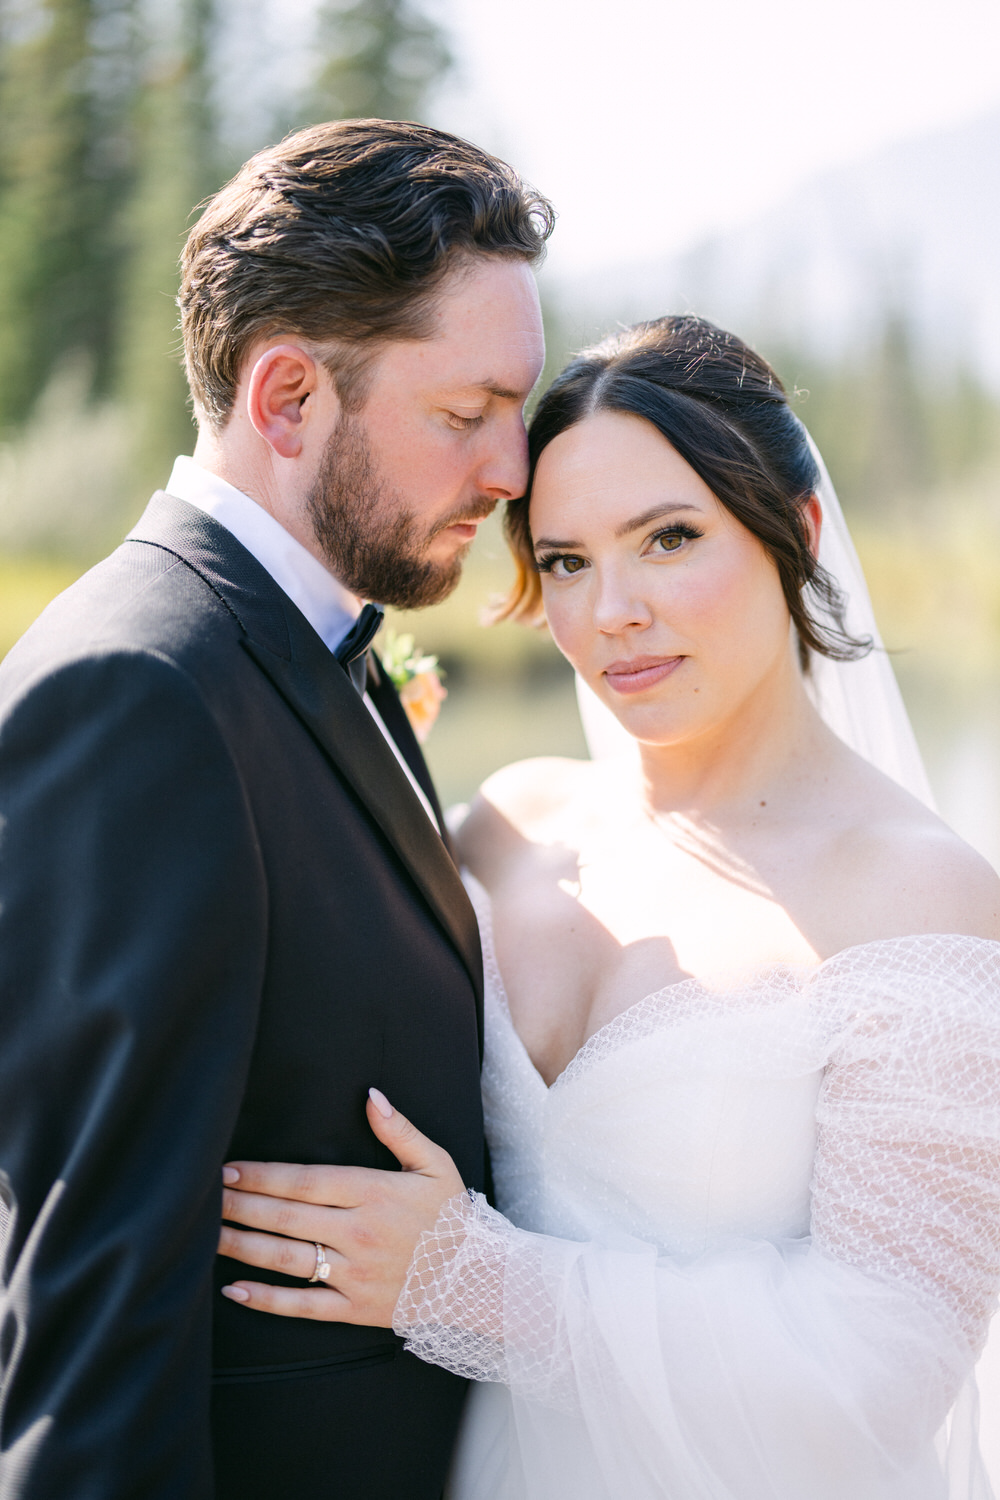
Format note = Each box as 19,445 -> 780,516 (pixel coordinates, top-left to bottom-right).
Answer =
802,493 -> 823,561
245,342 -> 341,459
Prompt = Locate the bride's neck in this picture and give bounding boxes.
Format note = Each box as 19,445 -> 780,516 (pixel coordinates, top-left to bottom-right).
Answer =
637,661 -> 833,823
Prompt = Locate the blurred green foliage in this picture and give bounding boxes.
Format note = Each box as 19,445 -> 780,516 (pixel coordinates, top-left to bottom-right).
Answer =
0,553 -> 79,653
0,0 -> 138,426
311,0 -> 451,123
0,0 -> 452,539
769,316 -> 1000,520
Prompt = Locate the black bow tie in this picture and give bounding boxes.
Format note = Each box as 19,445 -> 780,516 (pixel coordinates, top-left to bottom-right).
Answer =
334,603 -> 384,693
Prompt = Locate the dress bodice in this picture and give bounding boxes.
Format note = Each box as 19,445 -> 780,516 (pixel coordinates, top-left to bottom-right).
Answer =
401,880 -> 1000,1500
472,875 -> 824,1255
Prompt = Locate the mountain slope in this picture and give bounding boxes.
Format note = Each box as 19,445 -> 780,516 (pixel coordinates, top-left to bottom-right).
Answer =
559,111 -> 1000,382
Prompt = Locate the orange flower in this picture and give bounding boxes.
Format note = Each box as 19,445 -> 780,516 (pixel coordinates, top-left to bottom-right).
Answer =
399,668 -> 447,743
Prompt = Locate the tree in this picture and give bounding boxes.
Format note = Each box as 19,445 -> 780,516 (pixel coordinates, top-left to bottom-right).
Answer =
0,0 -> 139,432
0,0 -> 457,559
114,0 -> 220,496
309,0 -> 451,124
778,312 -> 1000,519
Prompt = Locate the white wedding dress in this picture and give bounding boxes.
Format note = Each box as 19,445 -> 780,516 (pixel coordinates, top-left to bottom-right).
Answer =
398,886 -> 1000,1500
392,439 -> 1000,1498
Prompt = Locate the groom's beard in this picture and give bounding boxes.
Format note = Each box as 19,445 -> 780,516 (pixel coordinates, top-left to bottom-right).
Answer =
306,416 -> 494,609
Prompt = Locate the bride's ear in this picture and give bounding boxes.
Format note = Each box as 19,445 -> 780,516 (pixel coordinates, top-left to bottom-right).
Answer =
802,494 -> 823,561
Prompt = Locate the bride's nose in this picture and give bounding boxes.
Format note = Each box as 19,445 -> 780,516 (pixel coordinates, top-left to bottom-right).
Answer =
592,568 -> 653,636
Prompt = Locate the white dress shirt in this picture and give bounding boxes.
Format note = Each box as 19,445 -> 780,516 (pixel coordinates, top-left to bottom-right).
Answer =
165,457 -> 439,830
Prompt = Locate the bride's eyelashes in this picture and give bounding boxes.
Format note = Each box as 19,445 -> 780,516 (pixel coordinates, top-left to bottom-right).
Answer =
535,549 -> 588,577
535,524 -> 704,579
646,522 -> 703,554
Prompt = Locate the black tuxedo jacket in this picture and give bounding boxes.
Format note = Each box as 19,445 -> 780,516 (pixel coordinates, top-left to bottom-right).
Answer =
0,494 -> 486,1499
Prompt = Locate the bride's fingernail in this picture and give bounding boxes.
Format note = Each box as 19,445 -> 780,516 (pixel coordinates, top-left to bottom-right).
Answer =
222,1166 -> 240,1185
221,1285 -> 250,1302
369,1086 -> 393,1119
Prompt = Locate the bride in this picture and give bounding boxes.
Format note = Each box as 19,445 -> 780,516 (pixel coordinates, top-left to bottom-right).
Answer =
218,315 -> 1000,1498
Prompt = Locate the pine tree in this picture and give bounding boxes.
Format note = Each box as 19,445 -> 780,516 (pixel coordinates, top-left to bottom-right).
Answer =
0,0 -> 139,432
114,0 -> 220,497
0,0 -> 457,554
310,0 -> 451,123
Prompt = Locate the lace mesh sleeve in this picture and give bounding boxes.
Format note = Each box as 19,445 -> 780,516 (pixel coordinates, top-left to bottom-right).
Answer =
812,939 -> 1000,1351
395,938 -> 1000,1497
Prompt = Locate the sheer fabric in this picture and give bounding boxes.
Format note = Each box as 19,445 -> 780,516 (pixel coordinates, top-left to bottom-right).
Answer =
395,428 -> 999,1494
395,883 -> 1000,1498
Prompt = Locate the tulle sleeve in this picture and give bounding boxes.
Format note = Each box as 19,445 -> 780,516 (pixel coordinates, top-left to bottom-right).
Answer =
394,940 -> 1000,1498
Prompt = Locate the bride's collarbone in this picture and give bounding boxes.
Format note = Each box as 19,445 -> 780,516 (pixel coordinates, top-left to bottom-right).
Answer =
494,818 -> 823,959
487,838 -> 994,1079
470,757 -> 1000,1075
490,873 -> 821,1085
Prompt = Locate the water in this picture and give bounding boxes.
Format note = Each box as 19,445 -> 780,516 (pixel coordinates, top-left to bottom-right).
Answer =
930,725 -> 1000,869
900,669 -> 1000,870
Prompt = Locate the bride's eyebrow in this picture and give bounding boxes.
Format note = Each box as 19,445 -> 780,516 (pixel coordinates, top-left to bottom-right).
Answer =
533,502 -> 702,553
532,533 -> 581,551
614,501 -> 702,538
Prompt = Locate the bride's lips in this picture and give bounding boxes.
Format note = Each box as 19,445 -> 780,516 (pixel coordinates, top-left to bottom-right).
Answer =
603,655 -> 684,694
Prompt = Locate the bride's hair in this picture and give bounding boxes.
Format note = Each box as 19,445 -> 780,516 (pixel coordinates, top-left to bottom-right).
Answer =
499,315 -> 871,665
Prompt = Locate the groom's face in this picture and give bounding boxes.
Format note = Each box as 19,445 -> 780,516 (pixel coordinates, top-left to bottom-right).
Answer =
306,256 -> 545,608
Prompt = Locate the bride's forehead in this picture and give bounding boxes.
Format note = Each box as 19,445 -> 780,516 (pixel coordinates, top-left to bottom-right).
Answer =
529,413 -> 719,526
536,409 -> 677,469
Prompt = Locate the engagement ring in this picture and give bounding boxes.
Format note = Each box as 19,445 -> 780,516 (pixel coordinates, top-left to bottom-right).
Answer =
308,1242 -> 331,1284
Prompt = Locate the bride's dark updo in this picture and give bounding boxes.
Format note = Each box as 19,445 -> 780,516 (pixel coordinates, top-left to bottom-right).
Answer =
501,314 -> 871,664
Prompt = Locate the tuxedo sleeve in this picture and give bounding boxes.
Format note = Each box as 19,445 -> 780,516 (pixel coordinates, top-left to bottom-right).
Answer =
0,649 -> 267,1500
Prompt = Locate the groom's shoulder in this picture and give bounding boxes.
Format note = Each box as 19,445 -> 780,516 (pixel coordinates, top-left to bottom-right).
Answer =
0,535 -> 240,699
0,537 -> 260,761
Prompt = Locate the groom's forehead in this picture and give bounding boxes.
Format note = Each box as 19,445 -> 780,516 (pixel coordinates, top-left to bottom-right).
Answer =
414,293 -> 544,393
440,376 -> 535,402
353,257 -> 544,406
391,352 -> 543,408
427,258 -> 543,337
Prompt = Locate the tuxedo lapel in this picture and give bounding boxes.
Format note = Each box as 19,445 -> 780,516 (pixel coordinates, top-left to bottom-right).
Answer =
241,632 -> 482,996
366,661 -> 452,848
127,493 -> 484,1018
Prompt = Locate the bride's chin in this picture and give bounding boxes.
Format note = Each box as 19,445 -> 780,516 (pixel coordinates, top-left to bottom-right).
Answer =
597,694 -> 698,747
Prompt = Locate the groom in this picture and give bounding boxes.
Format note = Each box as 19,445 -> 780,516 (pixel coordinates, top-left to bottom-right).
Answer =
0,120 -> 548,1498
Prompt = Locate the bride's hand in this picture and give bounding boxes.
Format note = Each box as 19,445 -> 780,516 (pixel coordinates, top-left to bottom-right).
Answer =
217,1088 -> 465,1326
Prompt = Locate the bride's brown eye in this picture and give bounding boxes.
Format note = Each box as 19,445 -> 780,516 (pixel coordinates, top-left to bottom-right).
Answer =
537,552 -> 588,576
650,523 -> 701,554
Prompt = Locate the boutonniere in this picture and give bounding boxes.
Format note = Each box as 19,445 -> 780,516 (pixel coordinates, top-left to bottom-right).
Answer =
380,631 -> 447,744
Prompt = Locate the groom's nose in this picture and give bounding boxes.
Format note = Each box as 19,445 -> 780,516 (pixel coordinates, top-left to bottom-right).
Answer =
477,414 -> 530,501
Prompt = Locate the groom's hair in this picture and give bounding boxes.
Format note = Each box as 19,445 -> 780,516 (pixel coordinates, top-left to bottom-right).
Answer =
179,120 -> 554,427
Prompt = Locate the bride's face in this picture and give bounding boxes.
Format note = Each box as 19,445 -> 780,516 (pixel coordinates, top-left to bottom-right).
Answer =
529,409 -> 799,746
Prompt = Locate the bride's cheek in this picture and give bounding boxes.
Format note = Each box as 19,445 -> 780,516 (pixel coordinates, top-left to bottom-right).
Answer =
540,590 -> 589,673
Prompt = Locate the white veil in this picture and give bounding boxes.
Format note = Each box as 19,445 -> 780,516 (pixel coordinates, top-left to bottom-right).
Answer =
576,430 -> 936,809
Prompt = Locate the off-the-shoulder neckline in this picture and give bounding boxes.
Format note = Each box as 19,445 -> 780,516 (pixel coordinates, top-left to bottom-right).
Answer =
463,872 -> 1000,1093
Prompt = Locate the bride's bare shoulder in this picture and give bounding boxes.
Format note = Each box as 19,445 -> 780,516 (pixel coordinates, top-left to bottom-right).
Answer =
456,756 -> 593,881
834,770 -> 1000,943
